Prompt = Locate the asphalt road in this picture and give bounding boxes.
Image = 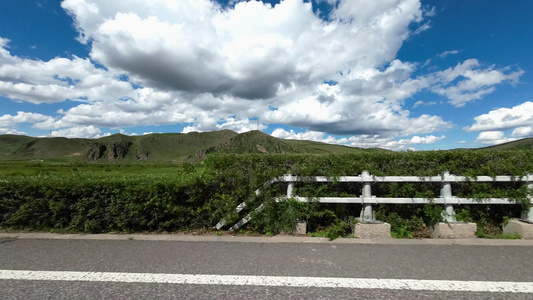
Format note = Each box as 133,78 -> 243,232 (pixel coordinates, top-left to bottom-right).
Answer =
1,236 -> 532,299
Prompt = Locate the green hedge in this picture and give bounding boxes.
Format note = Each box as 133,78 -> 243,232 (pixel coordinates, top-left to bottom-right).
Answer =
0,172 -> 217,232
1,150 -> 531,235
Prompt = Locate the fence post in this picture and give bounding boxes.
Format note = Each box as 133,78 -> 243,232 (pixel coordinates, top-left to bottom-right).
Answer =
287,181 -> 294,198
521,182 -> 533,222
361,170 -> 374,222
440,171 -> 456,222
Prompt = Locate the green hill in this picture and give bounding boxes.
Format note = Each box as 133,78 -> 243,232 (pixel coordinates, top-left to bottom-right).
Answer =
0,135 -> 37,159
0,131 -> 529,163
130,130 -> 238,161
2,130 -> 239,162
199,130 -> 379,157
285,139 -> 384,154
198,130 -> 310,158
478,138 -> 533,151
12,137 -> 92,160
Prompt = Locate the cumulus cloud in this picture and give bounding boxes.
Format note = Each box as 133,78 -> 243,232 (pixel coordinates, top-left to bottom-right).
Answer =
0,44 -> 135,104
49,125 -> 103,139
511,126 -> 532,138
183,117 -> 267,133
272,128 -> 445,150
464,101 -> 533,145
0,128 -> 26,135
430,59 -> 523,107
0,0 -> 524,141
0,111 -> 53,127
475,131 -> 516,145
465,101 -> 533,132
60,0 -> 426,100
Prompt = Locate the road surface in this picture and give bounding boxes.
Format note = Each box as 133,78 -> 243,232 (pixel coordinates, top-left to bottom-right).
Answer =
1,234 -> 532,299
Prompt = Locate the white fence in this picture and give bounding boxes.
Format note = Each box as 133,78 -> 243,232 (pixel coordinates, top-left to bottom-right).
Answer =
215,171 -> 533,231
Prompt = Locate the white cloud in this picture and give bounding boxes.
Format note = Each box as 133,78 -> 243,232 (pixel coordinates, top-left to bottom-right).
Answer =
0,1 -> 523,140
465,101 -> 533,132
271,128 -> 445,150
0,44 -> 135,104
438,50 -> 459,58
423,6 -> 436,17
413,101 -> 424,108
413,22 -> 430,35
183,117 -> 267,133
511,126 -> 533,138
413,100 -> 436,108
60,0 -> 425,100
430,59 -> 523,107
0,128 -> 26,135
264,75 -> 452,136
0,111 -> 53,128
0,37 -> 9,49
49,125 -> 103,139
406,135 -> 445,144
475,131 -> 516,145
271,128 -> 325,141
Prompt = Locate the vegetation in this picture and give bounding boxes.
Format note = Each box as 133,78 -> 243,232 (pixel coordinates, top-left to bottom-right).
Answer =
0,130 -> 378,162
478,137 -> 533,151
0,148 -> 531,238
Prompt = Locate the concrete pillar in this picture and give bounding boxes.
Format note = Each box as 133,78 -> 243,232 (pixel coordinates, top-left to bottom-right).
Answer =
440,171 -> 456,222
287,182 -> 294,198
360,170 -> 374,222
520,183 -> 533,222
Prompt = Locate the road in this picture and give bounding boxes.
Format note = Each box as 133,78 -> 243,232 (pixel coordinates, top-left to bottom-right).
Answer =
1,234 -> 533,299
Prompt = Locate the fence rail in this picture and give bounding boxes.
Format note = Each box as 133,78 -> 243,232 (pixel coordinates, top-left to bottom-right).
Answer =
215,171 -> 533,231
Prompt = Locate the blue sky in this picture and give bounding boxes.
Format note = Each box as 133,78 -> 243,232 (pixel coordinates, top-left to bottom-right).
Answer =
0,0 -> 532,150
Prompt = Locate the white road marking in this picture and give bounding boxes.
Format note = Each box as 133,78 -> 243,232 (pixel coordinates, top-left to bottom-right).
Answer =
0,270 -> 532,293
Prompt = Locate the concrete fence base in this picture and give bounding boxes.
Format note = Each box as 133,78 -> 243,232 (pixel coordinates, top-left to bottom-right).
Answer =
503,219 -> 533,239
433,222 -> 477,239
354,222 -> 392,239
295,221 -> 307,235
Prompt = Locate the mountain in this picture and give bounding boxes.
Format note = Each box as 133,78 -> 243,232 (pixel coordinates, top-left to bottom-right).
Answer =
197,130 -> 310,158
0,130 -> 368,162
2,130 -> 240,162
0,131 -> 529,162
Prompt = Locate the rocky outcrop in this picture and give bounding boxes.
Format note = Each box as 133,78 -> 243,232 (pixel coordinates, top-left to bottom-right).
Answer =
85,142 -> 132,161
135,151 -> 149,161
86,144 -> 107,161
195,149 -> 209,159
107,142 -> 131,160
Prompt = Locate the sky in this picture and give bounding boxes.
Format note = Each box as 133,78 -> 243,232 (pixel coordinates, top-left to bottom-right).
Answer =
0,0 -> 532,150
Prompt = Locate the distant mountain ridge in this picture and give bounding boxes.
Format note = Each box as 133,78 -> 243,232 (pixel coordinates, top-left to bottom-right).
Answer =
0,131 -> 530,162
0,130 -> 375,162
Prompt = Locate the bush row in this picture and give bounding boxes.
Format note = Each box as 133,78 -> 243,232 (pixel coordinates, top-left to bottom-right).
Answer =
1,150 -> 531,236
0,172 -> 217,232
